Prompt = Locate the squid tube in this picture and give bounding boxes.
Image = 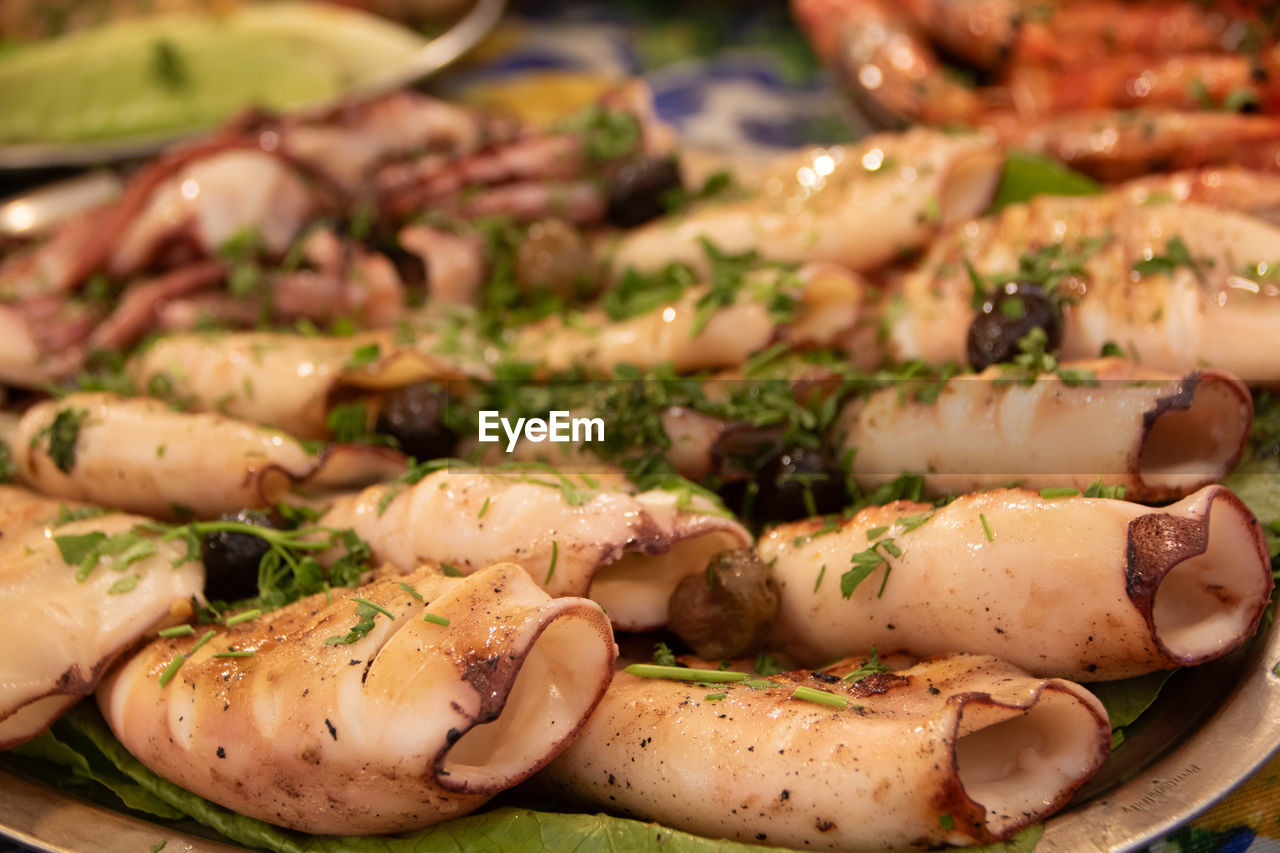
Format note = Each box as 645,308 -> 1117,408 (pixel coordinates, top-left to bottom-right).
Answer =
129,330 -> 478,439
10,392 -> 404,519
97,563 -> 616,834
841,359 -> 1252,501
542,654 -> 1110,851
759,486 -> 1272,680
318,468 -> 752,631
0,487 -> 203,748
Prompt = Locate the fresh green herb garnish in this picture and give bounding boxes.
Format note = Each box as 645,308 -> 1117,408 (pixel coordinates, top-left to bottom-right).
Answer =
753,653 -> 786,676
324,597 -> 394,646
624,664 -> 753,684
54,530 -> 156,582
997,327 -> 1098,387
841,646 -> 890,683
791,685 -> 848,709
53,504 -> 106,526
158,630 -> 215,688
107,576 -> 139,595
223,609 -> 261,627
651,642 -> 678,666
1132,236 -> 1208,284
344,343 -> 381,370
35,407 -> 88,473
841,539 -> 896,599
1083,479 -> 1128,500
1039,487 -> 1081,498
544,540 -> 559,585
422,613 -> 450,626
555,105 -> 642,161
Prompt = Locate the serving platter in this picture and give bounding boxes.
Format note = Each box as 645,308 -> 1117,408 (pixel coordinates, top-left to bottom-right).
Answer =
1,602 -> 1277,853
0,0 -> 506,171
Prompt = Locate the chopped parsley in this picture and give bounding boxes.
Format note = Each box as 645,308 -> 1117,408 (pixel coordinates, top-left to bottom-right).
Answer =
753,653 -> 786,676
35,407 -> 89,473
53,503 -> 106,526
841,538 -> 896,599
651,642 -> 678,666
53,530 -> 157,581
841,646 -> 890,683
324,597 -> 395,646
107,575 -> 139,595
997,327 -> 1098,387
1132,237 -> 1209,284
555,104 -> 642,161
344,343 -> 382,370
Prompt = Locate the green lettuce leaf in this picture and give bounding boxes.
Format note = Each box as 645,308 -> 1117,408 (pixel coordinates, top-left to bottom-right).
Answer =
9,724 -> 184,819
45,705 -> 1043,853
987,152 -> 1103,213
1086,670 -> 1175,730
1224,458 -> 1280,562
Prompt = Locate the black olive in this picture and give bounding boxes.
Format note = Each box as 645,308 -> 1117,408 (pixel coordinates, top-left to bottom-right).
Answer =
745,446 -> 848,524
374,381 -> 458,461
200,510 -> 280,602
606,156 -> 683,228
966,281 -> 1061,371
384,244 -> 428,295
667,549 -> 779,660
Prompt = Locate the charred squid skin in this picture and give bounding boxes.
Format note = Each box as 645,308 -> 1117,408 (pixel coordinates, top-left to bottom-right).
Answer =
1125,485 -> 1272,666
543,653 -> 1112,851
13,392 -> 406,520
1135,370 -> 1253,500
1141,371 -> 1201,436
0,487 -> 204,748
97,563 -> 618,835
434,597 -> 616,797
320,469 -> 752,632
840,359 -> 1253,504
763,486 -> 1272,680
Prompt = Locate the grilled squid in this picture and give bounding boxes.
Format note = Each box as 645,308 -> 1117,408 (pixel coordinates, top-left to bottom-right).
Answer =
760,485 -> 1271,680
318,468 -> 752,631
542,654 -> 1110,851
97,562 -> 616,834
10,392 -> 404,519
608,128 -> 1003,275
841,359 -> 1252,502
518,262 -> 866,374
888,194 -> 1280,382
0,487 -> 203,749
129,330 -> 479,439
